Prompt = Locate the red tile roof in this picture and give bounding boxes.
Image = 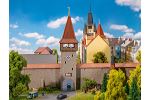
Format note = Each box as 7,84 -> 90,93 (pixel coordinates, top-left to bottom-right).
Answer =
24,64 -> 60,69
59,16 -> 78,43
96,23 -> 105,37
34,47 -> 53,54
77,63 -> 138,69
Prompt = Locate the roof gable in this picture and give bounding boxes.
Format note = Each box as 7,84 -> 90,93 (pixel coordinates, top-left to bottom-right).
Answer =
86,35 -> 109,47
96,23 -> 105,37
34,47 -> 53,54
59,16 -> 78,43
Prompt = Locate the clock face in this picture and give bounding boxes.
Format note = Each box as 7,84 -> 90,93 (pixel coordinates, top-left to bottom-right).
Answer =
66,55 -> 70,60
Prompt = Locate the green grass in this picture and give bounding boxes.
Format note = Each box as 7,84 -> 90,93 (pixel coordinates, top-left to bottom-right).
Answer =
68,92 -> 94,100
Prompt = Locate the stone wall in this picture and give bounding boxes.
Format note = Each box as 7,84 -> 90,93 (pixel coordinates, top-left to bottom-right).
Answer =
22,63 -> 137,90
22,68 -> 60,89
80,67 -> 135,85
80,68 -> 109,84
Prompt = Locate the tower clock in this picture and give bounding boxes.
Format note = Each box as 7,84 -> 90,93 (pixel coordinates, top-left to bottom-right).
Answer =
59,9 -> 78,91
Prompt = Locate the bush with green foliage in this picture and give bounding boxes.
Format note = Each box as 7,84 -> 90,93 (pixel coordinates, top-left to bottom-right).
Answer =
136,50 -> 141,63
38,84 -> 60,94
9,51 -> 30,99
126,52 -> 132,62
90,88 -> 96,95
128,77 -> 140,100
94,91 -> 105,100
129,65 -> 141,92
128,64 -> 141,100
81,78 -> 97,93
93,51 -> 108,63
105,69 -> 127,100
124,82 -> 129,95
100,92 -> 105,100
94,91 -> 101,100
114,56 -> 124,63
101,73 -> 108,93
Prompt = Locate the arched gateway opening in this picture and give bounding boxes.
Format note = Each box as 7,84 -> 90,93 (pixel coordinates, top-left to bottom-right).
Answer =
62,79 -> 74,91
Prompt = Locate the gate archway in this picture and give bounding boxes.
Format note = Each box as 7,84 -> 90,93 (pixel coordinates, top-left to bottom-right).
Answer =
62,79 -> 74,91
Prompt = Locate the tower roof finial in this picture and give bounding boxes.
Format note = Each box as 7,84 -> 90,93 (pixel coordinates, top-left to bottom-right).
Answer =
68,6 -> 70,16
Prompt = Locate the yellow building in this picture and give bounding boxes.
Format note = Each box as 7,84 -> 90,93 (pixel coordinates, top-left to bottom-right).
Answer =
80,10 -> 111,63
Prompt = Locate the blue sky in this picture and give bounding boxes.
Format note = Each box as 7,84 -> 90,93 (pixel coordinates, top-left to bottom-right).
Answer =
9,0 -> 141,54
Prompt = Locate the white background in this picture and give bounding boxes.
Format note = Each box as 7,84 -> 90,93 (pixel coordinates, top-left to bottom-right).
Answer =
0,0 -> 9,100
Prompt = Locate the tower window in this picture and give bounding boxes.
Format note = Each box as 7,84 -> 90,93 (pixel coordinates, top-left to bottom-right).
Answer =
72,54 -> 73,57
63,44 -> 68,48
88,26 -> 92,29
72,68 -> 73,70
69,44 -> 74,48
65,61 -> 66,64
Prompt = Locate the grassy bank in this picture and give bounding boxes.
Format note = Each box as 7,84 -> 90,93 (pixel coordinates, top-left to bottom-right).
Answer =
68,92 -> 94,100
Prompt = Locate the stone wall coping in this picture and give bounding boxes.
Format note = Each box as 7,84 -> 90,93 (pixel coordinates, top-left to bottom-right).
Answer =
23,63 -> 139,69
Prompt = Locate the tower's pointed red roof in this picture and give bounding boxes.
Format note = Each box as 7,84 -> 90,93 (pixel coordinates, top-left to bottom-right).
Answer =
96,23 -> 105,38
59,16 -> 78,43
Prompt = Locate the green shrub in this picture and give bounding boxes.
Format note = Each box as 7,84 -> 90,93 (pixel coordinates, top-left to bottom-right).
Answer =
94,91 -> 101,100
93,52 -> 108,63
91,88 -> 96,95
81,78 -> 97,93
38,84 -> 60,94
94,91 -> 105,100
101,73 -> 108,93
100,93 -> 105,100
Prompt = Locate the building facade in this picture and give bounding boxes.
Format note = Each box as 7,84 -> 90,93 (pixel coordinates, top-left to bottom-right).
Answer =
22,10 -> 139,91
80,10 -> 112,63
59,14 -> 78,91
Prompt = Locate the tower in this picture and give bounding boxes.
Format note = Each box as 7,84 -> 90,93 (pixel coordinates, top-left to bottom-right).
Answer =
59,8 -> 78,91
81,7 -> 97,63
83,8 -> 96,45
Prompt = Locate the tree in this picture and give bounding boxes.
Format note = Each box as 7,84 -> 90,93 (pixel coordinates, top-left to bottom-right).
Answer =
124,82 -> 129,95
52,49 -> 58,63
126,52 -> 132,62
94,91 -> 101,100
105,69 -> 127,100
9,51 -> 30,99
101,73 -> 108,92
93,51 -> 108,63
81,78 -> 97,93
94,91 -> 105,100
114,56 -> 124,63
128,77 -> 140,100
129,65 -> 141,92
128,65 -> 141,99
136,51 -> 141,63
